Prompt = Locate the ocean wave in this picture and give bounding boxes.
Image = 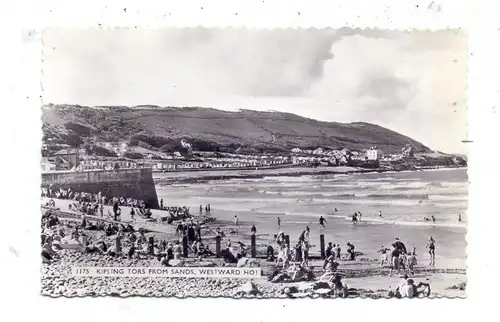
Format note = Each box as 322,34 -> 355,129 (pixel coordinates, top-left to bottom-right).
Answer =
429,195 -> 469,202
327,214 -> 467,229
328,199 -> 426,207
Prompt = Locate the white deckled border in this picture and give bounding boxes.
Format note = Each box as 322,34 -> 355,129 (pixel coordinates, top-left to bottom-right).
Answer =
0,1 -> 499,322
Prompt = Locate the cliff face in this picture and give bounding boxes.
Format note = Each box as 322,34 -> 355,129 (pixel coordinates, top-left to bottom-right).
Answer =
42,104 -> 430,154
41,168 -> 159,209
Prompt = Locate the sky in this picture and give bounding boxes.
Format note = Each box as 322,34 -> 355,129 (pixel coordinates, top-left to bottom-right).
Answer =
41,28 -> 468,154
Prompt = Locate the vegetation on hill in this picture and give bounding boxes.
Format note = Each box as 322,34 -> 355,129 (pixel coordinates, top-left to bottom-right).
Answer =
41,104 -> 431,154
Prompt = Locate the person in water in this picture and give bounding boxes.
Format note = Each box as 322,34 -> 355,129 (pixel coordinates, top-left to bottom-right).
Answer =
458,214 -> 462,222
351,213 -> 358,226
319,216 -> 327,229
277,217 -> 281,229
426,236 -> 436,267
379,210 -> 383,217
431,215 -> 436,224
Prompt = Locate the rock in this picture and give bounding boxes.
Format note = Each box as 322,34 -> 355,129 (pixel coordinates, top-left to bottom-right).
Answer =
169,259 -> 184,267
235,281 -> 260,296
312,281 -> 331,290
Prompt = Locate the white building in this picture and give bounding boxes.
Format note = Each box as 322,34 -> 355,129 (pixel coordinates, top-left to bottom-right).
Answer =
41,162 -> 56,172
366,147 -> 380,161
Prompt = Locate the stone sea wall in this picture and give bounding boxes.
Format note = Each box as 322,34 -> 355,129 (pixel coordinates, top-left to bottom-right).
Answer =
41,168 -> 159,208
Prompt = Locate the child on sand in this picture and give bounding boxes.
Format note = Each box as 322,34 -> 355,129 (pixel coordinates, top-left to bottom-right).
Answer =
378,245 -> 390,267
407,252 -> 417,275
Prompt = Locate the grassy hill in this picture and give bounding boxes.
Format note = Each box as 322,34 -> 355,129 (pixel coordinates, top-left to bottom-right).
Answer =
41,104 -> 431,154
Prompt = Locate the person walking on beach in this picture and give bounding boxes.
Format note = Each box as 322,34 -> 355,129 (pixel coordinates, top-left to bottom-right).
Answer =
130,208 -> 136,222
407,252 -> 417,275
99,204 -> 104,217
357,212 -> 363,221
394,238 -> 407,254
389,244 -> 401,276
325,242 -> 334,258
319,216 -> 327,229
379,210 -> 383,217
277,217 -> 281,229
199,205 -> 203,215
458,214 -> 462,222
431,215 -> 436,224
234,215 -> 239,233
335,244 -> 341,260
302,241 -> 310,267
305,226 -> 310,242
347,242 -> 356,260
160,199 -> 163,210
426,236 -> 436,267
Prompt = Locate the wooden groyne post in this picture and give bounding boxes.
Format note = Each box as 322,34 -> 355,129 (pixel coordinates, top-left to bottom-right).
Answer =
320,234 -> 325,259
215,235 -> 221,258
148,236 -> 155,255
251,234 -> 256,258
115,236 -> 122,254
81,235 -> 88,252
197,226 -> 202,241
182,235 -> 189,258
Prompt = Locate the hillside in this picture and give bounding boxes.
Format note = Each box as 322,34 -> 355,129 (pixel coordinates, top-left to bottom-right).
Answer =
41,104 -> 431,154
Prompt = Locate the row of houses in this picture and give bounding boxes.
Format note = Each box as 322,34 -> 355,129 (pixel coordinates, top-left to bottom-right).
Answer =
291,147 -> 381,161
153,158 -> 291,171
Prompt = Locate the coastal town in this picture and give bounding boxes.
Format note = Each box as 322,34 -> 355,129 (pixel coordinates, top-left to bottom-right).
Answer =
41,139 -> 467,173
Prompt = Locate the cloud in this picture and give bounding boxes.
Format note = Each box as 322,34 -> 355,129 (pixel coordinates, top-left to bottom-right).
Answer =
41,28 -> 467,153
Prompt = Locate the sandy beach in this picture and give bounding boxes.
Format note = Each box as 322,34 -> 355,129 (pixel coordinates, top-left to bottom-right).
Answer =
41,170 -> 467,299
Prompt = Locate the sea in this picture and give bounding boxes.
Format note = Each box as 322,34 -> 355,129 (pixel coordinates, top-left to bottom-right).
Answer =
155,168 -> 468,269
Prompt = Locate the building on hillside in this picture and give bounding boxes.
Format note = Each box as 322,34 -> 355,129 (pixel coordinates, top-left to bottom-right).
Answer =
41,158 -> 56,172
402,144 -> 414,157
313,148 -> 324,155
51,148 -> 80,170
366,146 -> 380,161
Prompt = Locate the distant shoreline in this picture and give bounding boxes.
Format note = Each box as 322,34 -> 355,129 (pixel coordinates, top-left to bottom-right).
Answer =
154,165 -> 467,185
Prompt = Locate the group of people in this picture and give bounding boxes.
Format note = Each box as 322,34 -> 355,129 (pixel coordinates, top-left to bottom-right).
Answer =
377,236 -> 436,276
198,204 -> 211,215
42,186 -> 150,209
160,199 -> 191,217
175,220 -> 202,242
